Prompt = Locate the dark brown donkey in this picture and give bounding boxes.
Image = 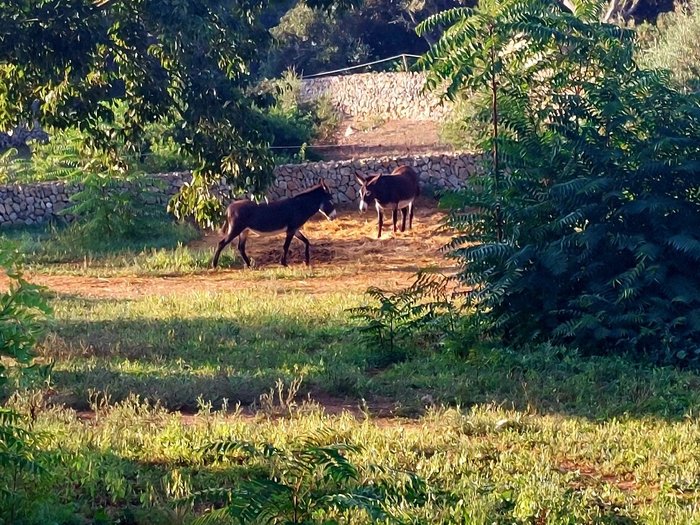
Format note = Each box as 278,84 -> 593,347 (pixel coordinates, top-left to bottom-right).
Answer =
211,181 -> 336,268
355,165 -> 420,238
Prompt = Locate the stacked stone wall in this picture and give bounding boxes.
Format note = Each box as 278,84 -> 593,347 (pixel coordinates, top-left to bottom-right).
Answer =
270,152 -> 479,203
299,72 -> 451,121
0,172 -> 193,227
0,153 -> 478,228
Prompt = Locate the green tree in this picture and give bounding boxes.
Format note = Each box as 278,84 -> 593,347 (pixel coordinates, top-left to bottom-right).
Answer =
0,0 -> 274,226
262,3 -> 372,78
420,0 -> 700,362
261,0 -> 473,79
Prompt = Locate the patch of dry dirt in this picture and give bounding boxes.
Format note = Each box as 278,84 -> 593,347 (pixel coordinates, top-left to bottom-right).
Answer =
311,118 -> 457,161
2,199 -> 456,299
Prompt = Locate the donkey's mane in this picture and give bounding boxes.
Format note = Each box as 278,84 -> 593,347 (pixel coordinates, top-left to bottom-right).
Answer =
293,183 -> 325,197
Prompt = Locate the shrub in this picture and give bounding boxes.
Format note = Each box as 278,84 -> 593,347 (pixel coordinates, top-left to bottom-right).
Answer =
66,169 -> 166,241
254,71 -> 341,164
0,251 -> 50,392
350,273 -> 463,367
0,111 -> 193,185
194,431 -> 426,524
0,253 -> 51,523
420,0 -> 700,363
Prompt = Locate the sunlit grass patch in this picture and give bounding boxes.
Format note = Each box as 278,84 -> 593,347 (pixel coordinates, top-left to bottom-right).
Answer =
6,397 -> 700,524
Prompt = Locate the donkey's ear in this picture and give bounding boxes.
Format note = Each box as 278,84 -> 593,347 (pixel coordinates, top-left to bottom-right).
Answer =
368,173 -> 382,185
354,172 -> 367,185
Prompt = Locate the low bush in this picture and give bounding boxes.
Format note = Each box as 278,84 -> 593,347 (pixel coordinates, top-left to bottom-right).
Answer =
350,273 -> 465,368
254,70 -> 340,164
421,0 -> 700,364
0,253 -> 52,524
194,431 -> 426,524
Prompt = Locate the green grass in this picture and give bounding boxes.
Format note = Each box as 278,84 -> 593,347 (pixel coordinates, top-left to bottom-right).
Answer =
27,289 -> 700,420
0,219 -> 219,276
6,396 -> 700,523
0,222 -> 367,278
5,236 -> 700,523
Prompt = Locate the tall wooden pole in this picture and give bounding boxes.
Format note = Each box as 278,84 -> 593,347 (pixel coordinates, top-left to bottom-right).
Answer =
490,26 -> 503,242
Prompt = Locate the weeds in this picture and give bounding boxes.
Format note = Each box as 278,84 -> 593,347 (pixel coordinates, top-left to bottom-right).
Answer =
194,430 -> 426,525
349,272 -> 463,367
256,377 -> 304,417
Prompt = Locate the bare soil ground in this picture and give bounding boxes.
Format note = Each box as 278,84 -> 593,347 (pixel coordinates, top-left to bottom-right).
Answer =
2,199 -> 455,299
311,118 -> 457,161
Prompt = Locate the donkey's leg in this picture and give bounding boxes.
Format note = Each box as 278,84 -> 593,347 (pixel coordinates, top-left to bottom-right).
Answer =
281,229 -> 295,266
400,207 -> 408,232
237,230 -> 251,268
294,230 -> 311,265
408,201 -> 415,230
376,209 -> 383,239
392,207 -> 399,233
212,223 -> 244,268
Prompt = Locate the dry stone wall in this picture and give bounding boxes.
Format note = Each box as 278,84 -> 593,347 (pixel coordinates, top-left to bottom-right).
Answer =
0,172 -> 193,228
270,152 -> 479,203
300,72 -> 451,121
0,153 -> 479,228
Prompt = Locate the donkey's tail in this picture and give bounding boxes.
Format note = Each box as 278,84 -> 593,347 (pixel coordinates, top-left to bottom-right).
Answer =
219,211 -> 229,236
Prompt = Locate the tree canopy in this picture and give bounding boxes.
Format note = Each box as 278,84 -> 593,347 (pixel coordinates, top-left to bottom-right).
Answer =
0,0 -> 276,225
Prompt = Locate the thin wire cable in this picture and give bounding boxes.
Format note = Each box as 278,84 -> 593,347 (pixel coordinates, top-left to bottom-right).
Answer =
300,54 -> 422,79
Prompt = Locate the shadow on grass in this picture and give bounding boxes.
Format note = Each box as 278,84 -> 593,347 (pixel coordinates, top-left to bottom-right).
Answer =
42,314 -> 347,411
39,310 -> 700,421
48,368 -> 275,411
3,442 -> 251,525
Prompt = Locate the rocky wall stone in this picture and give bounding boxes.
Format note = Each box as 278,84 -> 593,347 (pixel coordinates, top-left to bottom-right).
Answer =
0,153 -> 479,228
299,72 -> 452,121
269,152 -> 479,204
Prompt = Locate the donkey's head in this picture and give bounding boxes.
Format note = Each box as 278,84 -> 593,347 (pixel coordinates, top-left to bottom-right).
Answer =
354,173 -> 381,212
317,179 -> 337,220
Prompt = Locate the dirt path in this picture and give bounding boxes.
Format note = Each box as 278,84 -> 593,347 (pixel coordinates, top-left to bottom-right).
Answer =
2,199 -> 457,299
312,118 -> 457,161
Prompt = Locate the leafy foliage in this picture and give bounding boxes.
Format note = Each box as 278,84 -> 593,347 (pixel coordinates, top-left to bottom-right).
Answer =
350,273 -> 462,366
255,71 -> 341,163
260,0 -> 455,79
0,409 -> 48,525
66,168 -> 167,241
0,139 -> 82,185
0,0 -> 275,227
0,252 -> 51,391
421,0 -> 700,363
262,3 -> 372,78
193,431 -> 426,524
0,254 -> 51,524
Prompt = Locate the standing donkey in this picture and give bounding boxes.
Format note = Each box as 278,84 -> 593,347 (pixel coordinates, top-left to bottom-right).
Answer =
355,165 -> 420,239
211,180 -> 336,268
